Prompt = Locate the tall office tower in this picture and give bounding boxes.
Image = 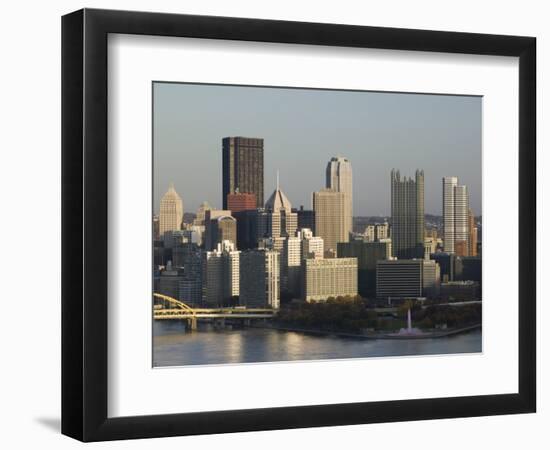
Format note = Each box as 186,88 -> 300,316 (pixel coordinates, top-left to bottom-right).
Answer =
442,177 -> 470,255
313,189 -> 348,254
204,210 -> 237,250
454,185 -> 470,256
468,208 -> 478,257
390,169 -> 425,259
298,228 -> 324,259
159,183 -> 184,239
294,206 -> 315,231
338,239 -> 391,298
222,137 -> 264,209
240,249 -> 280,309
264,179 -> 298,238
202,240 -> 240,307
193,201 -> 212,226
301,257 -> 358,302
227,191 -> 256,213
326,156 -> 353,236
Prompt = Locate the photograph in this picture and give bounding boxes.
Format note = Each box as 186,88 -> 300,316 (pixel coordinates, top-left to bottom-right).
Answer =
152,82 -> 483,367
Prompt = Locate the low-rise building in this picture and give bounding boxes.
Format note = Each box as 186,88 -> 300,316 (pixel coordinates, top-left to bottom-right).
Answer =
376,259 -> 440,299
440,280 -> 481,301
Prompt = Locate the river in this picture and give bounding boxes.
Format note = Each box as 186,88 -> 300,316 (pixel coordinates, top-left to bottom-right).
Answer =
153,321 -> 482,367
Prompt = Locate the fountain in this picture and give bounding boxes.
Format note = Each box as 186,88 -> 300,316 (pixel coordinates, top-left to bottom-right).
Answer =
391,308 -> 424,336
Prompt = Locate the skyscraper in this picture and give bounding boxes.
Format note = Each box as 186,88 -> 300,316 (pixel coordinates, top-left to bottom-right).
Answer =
240,249 -> 280,308
313,189 -> 348,255
222,137 -> 264,209
264,177 -> 297,238
468,209 -> 478,257
326,156 -> 353,235
390,169 -> 425,259
159,183 -> 183,239
203,240 -> 240,307
442,177 -> 470,256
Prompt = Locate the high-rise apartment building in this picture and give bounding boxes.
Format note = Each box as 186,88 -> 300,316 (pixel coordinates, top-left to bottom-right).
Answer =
326,156 -> 353,236
442,177 -> 470,256
178,247 -> 203,306
159,183 -> 183,239
390,170 -> 425,259
313,189 -> 348,254
239,249 -> 280,308
222,137 -> 264,209
202,240 -> 240,307
301,257 -> 358,302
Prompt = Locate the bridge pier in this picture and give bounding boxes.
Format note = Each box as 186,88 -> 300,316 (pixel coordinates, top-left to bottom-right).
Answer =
187,317 -> 197,332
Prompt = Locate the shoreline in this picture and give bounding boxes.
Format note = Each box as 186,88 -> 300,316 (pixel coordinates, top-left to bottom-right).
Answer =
249,322 -> 481,340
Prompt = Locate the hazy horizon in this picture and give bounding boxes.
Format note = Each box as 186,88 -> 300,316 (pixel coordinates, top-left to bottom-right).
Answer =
153,82 -> 482,217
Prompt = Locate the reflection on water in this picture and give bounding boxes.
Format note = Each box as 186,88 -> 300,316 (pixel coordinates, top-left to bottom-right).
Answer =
153,321 -> 482,367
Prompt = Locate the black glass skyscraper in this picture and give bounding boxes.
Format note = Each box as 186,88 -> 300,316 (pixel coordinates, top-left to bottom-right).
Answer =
222,137 -> 264,210
390,169 -> 425,259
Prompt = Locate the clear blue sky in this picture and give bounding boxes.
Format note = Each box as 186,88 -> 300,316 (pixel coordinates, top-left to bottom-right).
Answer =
153,82 -> 481,216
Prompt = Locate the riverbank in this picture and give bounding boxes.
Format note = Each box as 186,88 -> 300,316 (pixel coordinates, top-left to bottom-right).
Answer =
250,322 -> 481,340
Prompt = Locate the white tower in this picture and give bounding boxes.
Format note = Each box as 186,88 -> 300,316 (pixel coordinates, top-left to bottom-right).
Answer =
326,156 -> 353,236
159,182 -> 184,239
443,177 -> 470,255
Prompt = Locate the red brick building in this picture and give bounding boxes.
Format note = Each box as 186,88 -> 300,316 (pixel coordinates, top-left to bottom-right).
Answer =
227,192 -> 256,213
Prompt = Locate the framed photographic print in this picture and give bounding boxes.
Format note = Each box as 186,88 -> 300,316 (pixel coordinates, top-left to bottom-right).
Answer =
61,8 -> 536,442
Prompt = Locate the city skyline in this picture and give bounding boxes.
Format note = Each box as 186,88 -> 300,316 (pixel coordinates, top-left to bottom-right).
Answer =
153,82 -> 482,216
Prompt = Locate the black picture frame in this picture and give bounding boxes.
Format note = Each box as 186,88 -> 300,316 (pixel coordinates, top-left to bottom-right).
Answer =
62,8 -> 536,442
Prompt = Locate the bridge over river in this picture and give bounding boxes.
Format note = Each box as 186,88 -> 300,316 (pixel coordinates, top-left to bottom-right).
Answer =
153,293 -> 276,330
